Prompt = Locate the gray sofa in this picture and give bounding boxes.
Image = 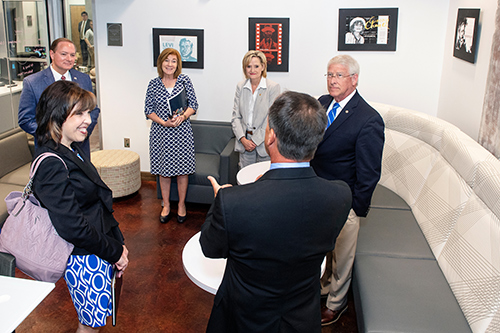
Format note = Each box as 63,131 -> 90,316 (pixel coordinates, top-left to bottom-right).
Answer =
0,127 -> 33,228
157,120 -> 239,205
353,103 -> 500,332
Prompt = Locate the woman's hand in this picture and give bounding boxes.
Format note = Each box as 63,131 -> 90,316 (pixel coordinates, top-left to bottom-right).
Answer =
162,115 -> 185,127
241,137 -> 257,152
115,245 -> 129,278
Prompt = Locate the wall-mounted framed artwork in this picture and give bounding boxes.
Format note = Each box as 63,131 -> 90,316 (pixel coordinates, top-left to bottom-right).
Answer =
453,8 -> 480,64
152,28 -> 204,69
338,8 -> 398,51
249,17 -> 290,72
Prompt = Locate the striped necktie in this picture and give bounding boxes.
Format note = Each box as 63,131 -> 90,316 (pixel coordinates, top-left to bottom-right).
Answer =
327,102 -> 340,128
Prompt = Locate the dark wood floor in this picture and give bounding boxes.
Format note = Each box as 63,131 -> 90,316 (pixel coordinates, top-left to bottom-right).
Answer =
15,180 -> 358,332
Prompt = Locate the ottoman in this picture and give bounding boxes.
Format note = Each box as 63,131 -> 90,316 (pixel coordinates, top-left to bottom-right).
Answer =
91,149 -> 141,198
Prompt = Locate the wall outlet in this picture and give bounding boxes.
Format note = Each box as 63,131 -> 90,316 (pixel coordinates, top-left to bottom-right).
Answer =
124,138 -> 130,148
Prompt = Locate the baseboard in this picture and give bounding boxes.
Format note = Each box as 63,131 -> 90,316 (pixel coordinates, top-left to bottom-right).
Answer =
141,172 -> 156,182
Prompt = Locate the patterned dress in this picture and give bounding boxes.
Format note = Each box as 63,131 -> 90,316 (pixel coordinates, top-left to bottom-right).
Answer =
144,74 -> 198,177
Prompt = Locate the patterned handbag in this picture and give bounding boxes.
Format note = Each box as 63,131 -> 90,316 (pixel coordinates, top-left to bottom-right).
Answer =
0,152 -> 74,282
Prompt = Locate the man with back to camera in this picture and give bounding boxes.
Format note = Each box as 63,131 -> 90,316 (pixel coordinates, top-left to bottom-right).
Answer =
18,38 -> 99,159
200,91 -> 352,332
310,55 -> 384,326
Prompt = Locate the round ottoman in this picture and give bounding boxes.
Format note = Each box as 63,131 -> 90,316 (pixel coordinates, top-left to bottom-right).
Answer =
91,149 -> 141,198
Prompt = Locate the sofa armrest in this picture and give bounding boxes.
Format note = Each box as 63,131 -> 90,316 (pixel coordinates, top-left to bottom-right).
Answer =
219,138 -> 238,185
0,252 -> 15,277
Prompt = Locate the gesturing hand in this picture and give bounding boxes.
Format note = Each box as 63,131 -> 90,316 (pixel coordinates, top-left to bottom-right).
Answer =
207,176 -> 232,198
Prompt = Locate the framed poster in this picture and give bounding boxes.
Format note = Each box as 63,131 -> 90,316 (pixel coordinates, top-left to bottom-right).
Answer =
453,8 -> 480,63
249,17 -> 289,72
152,28 -> 204,69
338,8 -> 398,51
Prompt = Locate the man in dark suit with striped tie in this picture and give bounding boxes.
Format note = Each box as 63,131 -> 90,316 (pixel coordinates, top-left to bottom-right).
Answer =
311,55 -> 385,326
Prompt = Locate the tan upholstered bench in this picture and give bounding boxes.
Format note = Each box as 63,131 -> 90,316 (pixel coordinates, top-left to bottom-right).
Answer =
91,149 -> 141,198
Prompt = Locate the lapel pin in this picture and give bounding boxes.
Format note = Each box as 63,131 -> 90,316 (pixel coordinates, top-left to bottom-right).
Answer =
345,110 -> 349,113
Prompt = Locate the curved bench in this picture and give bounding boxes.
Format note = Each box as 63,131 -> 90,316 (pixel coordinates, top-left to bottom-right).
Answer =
353,103 -> 500,333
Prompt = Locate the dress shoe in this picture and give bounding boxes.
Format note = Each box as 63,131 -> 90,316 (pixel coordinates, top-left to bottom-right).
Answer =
321,304 -> 348,326
177,214 -> 187,223
160,213 -> 171,224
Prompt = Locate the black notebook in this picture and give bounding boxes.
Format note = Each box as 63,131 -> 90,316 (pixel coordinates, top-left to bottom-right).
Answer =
168,88 -> 188,119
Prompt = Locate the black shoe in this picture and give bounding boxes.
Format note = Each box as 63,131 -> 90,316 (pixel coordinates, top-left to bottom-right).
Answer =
160,213 -> 171,224
177,214 -> 187,223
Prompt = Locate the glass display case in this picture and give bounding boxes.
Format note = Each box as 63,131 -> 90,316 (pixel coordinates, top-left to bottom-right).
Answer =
0,0 -> 49,134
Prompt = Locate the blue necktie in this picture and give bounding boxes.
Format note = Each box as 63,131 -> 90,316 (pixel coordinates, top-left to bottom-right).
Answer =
327,102 -> 340,128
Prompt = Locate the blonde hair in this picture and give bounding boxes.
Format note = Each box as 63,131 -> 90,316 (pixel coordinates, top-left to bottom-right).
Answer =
242,50 -> 267,79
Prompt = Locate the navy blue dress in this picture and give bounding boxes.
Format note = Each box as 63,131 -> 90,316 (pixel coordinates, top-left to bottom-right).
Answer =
144,74 -> 198,177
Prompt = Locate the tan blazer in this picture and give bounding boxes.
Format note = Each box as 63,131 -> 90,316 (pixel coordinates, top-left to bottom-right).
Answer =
231,78 -> 281,157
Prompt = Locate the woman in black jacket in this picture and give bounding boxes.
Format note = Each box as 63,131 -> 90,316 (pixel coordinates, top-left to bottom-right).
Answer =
32,80 -> 129,332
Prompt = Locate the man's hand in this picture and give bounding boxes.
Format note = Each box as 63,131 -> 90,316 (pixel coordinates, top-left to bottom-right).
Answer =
208,176 -> 232,198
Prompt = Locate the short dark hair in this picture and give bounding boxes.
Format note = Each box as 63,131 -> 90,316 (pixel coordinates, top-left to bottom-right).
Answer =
50,38 -> 75,52
157,48 -> 182,78
81,11 -> 88,16
36,81 -> 96,146
268,91 -> 327,161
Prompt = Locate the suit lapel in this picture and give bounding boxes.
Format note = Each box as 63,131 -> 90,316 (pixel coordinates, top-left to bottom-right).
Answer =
43,67 -> 55,87
321,91 -> 360,141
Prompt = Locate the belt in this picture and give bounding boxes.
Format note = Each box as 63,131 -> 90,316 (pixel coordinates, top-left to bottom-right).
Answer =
246,130 -> 253,135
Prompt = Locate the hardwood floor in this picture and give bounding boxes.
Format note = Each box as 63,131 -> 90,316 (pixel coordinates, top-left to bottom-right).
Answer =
15,180 -> 357,332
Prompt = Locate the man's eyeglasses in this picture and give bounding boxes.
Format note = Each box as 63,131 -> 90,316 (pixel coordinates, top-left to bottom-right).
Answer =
324,73 -> 354,80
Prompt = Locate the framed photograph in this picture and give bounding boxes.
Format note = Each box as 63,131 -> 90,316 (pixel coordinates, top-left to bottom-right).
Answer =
249,17 -> 289,72
338,8 -> 398,51
152,28 -> 204,69
453,8 -> 480,63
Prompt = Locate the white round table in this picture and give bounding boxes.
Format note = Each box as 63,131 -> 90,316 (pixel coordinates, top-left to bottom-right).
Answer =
182,231 -> 326,294
236,161 -> 271,185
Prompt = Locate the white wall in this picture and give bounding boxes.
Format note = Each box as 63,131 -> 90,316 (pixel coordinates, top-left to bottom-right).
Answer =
438,0 -> 497,140
94,0 -> 486,172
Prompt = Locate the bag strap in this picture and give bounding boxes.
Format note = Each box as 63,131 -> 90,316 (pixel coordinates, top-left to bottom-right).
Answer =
23,153 -> 68,199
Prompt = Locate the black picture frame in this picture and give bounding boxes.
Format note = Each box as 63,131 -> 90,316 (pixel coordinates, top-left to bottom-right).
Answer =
249,17 -> 289,72
453,8 -> 480,64
152,28 -> 204,69
338,8 -> 398,51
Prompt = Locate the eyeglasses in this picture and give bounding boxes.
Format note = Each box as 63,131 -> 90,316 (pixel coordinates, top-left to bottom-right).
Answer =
324,73 -> 354,80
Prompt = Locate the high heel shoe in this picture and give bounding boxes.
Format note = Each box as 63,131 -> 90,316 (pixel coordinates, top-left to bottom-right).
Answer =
160,212 -> 171,224
177,214 -> 187,223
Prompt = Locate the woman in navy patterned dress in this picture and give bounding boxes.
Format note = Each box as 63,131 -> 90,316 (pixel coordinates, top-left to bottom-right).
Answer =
144,48 -> 198,224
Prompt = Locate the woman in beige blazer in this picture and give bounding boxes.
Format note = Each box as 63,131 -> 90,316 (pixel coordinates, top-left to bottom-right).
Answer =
231,50 -> 281,168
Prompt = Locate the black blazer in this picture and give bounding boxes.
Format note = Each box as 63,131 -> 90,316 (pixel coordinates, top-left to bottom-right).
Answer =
200,167 -> 352,332
311,92 -> 384,217
32,140 -> 124,264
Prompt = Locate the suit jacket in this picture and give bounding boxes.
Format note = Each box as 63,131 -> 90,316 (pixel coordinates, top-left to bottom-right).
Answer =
18,67 -> 100,158
78,19 -> 92,39
32,140 -> 124,264
231,78 -> 280,156
310,91 -> 384,217
200,167 -> 352,332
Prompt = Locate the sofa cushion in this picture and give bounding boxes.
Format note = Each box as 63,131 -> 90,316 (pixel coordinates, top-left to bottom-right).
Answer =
192,120 -> 234,155
0,162 -> 31,186
357,208 -> 435,259
353,254 -> 471,333
0,129 -> 32,179
412,157 -> 472,257
370,184 -> 410,210
190,153 -> 220,186
437,192 -> 500,333
380,129 -> 440,207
